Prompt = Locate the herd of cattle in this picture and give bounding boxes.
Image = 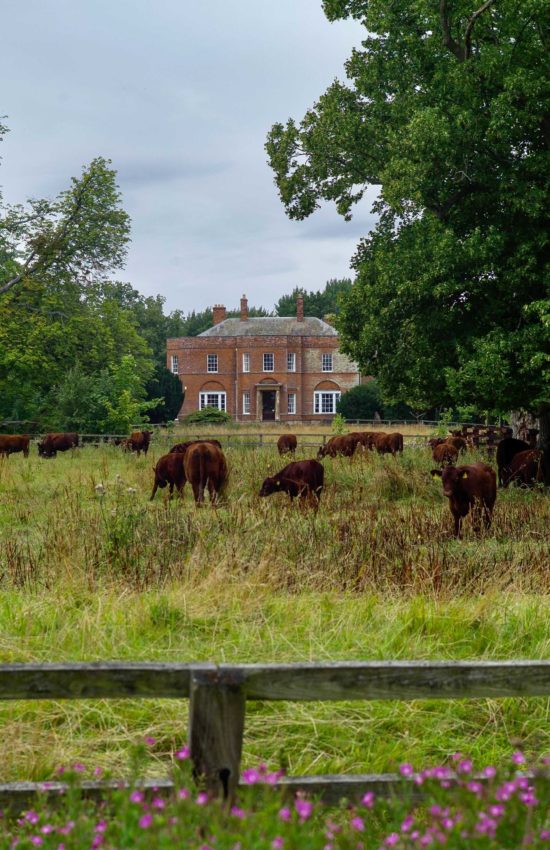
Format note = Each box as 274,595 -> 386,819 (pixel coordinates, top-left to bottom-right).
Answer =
0,425 -> 547,539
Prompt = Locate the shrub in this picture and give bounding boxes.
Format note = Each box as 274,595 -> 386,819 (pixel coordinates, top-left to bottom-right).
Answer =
183,406 -> 232,425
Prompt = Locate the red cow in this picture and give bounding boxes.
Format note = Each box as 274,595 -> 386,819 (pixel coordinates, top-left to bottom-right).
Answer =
432,442 -> 458,466
375,433 -> 403,455
150,453 -> 186,501
259,459 -> 324,505
431,462 -> 497,538
38,433 -> 79,458
506,450 -> 543,488
277,434 -> 297,456
496,437 -> 530,487
0,435 -> 30,458
317,434 -> 357,459
169,439 -> 222,453
125,430 -> 153,457
183,442 -> 228,504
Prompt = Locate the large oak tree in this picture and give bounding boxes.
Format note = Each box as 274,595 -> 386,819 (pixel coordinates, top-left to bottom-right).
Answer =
266,0 -> 549,450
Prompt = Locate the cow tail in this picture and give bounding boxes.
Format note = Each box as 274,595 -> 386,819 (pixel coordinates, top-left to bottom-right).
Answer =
199,450 -> 206,503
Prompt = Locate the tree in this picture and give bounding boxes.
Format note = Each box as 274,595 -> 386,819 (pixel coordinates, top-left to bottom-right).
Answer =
145,365 -> 184,423
0,149 -> 130,295
266,0 -> 550,453
274,278 -> 352,318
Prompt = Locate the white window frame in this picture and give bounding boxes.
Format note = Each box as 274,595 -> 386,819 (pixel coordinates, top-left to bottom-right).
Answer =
242,391 -> 251,415
199,392 -> 226,411
242,353 -> 250,373
322,352 -> 333,372
314,391 -> 341,414
170,354 -> 179,375
287,393 -> 296,415
263,352 -> 274,372
287,352 -> 296,372
207,354 -> 218,373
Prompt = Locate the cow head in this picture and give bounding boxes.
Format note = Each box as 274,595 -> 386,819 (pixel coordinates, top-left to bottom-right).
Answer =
431,466 -> 469,498
259,476 -> 281,497
317,446 -> 327,459
37,441 -> 49,457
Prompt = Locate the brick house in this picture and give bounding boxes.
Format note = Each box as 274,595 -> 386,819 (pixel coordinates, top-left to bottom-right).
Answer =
166,295 -> 360,422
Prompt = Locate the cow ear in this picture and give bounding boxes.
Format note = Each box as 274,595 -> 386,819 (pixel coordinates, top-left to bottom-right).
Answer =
431,469 -> 442,479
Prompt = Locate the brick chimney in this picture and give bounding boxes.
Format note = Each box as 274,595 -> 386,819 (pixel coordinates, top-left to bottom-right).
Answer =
212,304 -> 226,325
296,294 -> 304,322
240,294 -> 249,321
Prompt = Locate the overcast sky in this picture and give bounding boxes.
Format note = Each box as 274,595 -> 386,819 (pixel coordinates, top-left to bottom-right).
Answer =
1,0 -> 377,313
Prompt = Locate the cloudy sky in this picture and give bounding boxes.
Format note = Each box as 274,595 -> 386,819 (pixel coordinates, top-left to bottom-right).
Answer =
1,1 -> 377,313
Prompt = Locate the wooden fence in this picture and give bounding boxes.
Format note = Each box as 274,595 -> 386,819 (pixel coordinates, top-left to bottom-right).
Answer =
0,660 -> 549,810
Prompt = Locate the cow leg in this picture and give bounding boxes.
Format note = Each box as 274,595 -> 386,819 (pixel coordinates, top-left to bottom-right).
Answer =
169,483 -> 174,499
452,510 -> 462,539
150,481 -> 159,501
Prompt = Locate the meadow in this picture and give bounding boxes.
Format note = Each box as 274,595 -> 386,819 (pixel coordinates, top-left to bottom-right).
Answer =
0,431 -> 548,785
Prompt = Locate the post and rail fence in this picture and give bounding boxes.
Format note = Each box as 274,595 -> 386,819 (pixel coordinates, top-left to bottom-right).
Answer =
0,660 -> 549,811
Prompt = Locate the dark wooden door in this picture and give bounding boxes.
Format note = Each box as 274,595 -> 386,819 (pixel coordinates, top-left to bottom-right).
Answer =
262,391 -> 276,421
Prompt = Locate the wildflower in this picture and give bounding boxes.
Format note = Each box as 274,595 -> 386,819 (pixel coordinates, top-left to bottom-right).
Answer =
72,763 -> 86,773
519,791 -> 538,806
29,838 -> 43,847
138,813 -> 153,829
361,791 -> 375,808
175,746 -> 190,760
350,816 -> 365,831
231,806 -> 246,819
466,781 -> 483,796
93,767 -> 103,777
489,804 -> 504,818
278,807 -> 291,822
399,763 -> 414,777
512,750 -> 526,765
241,768 -> 260,785
58,821 -> 75,835
385,833 -> 400,846
401,816 -> 414,832
152,797 -> 165,810
295,798 -> 313,821
129,790 -> 144,804
24,812 -> 40,825
196,792 -> 209,806
178,788 -> 190,800
457,759 -> 472,774
271,840 -> 284,850
482,765 -> 496,779
144,736 -> 156,746
40,826 -> 54,835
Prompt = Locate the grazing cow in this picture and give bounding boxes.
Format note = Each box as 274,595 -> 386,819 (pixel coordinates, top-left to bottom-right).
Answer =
374,432 -> 403,455
506,450 -> 543,488
429,436 -> 466,455
183,442 -> 228,504
0,435 -> 30,458
431,462 -> 497,539
37,432 -> 79,458
432,442 -> 458,466
277,434 -> 297,456
169,439 -> 222,454
125,430 -> 153,457
259,459 -> 324,505
496,437 -> 530,487
317,434 -> 356,459
351,431 -> 375,451
150,453 -> 186,501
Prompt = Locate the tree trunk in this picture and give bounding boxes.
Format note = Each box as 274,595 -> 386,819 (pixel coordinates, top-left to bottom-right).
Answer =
538,404 -> 550,485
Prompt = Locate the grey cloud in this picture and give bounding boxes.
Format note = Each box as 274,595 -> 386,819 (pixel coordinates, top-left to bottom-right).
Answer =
119,158 -> 231,186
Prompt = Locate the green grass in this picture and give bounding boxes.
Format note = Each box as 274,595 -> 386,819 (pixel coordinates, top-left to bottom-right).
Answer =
0,443 -> 548,782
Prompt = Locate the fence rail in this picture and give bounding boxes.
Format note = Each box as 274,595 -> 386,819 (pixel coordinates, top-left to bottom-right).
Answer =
0,660 -> 549,809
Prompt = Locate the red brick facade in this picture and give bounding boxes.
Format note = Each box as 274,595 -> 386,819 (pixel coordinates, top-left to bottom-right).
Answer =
166,296 -> 360,422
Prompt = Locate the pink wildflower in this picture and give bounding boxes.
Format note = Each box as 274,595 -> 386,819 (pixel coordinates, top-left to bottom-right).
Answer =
152,797 -> 165,810
482,765 -> 496,778
72,763 -> 85,773
175,746 -> 190,760
457,759 -> 472,774
25,812 -> 40,825
361,791 -> 375,808
29,839 -> 43,847
93,767 -> 103,777
241,768 -> 260,785
230,806 -> 246,819
278,807 -> 291,822
385,833 -> 400,846
94,821 -> 107,833
138,813 -> 153,829
271,839 -> 284,849
129,790 -> 144,804
196,792 -> 209,806
144,736 -> 156,746
178,788 -> 190,800
40,826 -> 54,835
512,750 -> 525,765
351,816 -> 365,831
401,816 -> 414,832
399,763 -> 414,777
295,798 -> 313,821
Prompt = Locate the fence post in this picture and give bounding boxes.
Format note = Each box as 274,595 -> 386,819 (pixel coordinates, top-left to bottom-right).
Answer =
189,668 -> 246,802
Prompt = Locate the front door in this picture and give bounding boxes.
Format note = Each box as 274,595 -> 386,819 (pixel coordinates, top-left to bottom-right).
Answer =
262,390 -> 276,421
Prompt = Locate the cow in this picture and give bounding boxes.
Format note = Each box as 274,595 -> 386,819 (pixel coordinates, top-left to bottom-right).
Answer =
259,459 -> 324,505
169,439 -> 222,454
277,434 -> 297,456
150,453 -> 186,501
374,432 -> 403,455
432,442 -> 459,466
317,434 -> 357,459
0,435 -> 30,458
183,442 -> 228,504
496,437 -> 530,487
429,436 -> 467,454
431,462 -> 497,539
350,431 -> 376,450
125,430 -> 153,457
37,432 -> 79,458
506,450 -> 543,488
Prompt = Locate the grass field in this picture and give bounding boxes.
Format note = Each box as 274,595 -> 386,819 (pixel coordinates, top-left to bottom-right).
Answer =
0,436 -> 548,784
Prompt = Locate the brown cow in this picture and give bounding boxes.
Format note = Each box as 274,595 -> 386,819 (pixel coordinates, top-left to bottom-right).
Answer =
432,442 -> 458,466
506,450 -> 543,488
150,453 -> 186,501
350,431 -> 375,450
496,437 -> 530,487
431,463 -> 497,538
125,430 -> 153,457
374,432 -> 403,455
0,435 -> 30,458
317,434 -> 357,459
183,442 -> 228,504
259,459 -> 324,505
169,439 -> 222,453
38,432 -> 79,458
277,434 -> 297,456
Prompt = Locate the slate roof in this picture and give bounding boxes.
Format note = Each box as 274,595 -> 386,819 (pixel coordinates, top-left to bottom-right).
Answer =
198,317 -> 337,338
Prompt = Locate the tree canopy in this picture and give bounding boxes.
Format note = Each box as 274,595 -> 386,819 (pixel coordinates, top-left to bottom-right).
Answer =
266,0 -> 550,442
274,278 -> 352,318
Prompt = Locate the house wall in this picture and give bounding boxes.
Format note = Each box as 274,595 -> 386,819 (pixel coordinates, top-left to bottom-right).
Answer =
166,333 -> 359,421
